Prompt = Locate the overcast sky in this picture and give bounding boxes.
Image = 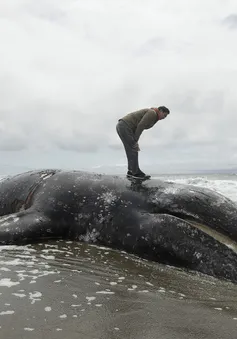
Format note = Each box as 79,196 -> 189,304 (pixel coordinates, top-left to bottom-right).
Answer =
0,0 -> 237,175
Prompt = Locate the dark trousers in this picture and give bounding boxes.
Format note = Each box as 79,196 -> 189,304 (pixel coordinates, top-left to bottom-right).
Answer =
116,119 -> 140,174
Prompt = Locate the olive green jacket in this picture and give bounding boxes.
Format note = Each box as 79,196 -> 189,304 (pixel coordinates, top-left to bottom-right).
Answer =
120,108 -> 158,141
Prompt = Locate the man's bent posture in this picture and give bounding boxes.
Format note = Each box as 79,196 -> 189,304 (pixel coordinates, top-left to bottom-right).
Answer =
116,106 -> 170,179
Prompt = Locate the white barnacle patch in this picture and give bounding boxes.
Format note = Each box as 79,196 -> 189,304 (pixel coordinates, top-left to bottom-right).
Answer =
0,213 -> 20,227
101,191 -> 118,206
194,252 -> 202,259
1,222 -> 10,227
40,172 -> 54,180
163,186 -> 181,195
75,213 -> 91,222
0,215 -> 13,222
79,228 -> 100,243
48,197 -> 56,204
212,195 -> 228,208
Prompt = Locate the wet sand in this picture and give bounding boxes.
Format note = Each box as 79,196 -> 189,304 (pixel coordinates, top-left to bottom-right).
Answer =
0,241 -> 237,339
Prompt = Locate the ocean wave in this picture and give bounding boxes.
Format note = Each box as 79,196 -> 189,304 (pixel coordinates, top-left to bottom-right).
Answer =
164,176 -> 237,203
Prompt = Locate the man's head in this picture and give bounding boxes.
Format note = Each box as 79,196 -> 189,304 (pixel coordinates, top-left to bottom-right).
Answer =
157,106 -> 170,120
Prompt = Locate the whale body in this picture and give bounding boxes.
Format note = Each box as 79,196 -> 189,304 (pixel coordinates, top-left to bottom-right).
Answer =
0,169 -> 237,283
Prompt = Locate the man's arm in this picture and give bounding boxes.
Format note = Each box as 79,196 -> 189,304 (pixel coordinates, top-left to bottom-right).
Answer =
134,109 -> 157,141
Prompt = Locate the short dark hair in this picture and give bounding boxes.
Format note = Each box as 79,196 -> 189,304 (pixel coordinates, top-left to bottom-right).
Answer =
158,106 -> 170,114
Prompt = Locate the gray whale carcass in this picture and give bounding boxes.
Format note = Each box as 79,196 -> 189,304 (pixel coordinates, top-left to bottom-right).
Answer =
0,169 -> 237,283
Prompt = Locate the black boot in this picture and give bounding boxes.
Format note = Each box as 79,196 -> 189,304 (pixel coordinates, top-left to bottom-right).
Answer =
130,172 -> 151,180
137,169 -> 151,179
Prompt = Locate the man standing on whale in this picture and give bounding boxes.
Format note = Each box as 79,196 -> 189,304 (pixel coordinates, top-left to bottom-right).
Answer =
116,106 -> 170,179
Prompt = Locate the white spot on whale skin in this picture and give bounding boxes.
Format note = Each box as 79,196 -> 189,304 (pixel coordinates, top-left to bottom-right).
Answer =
101,191 -> 117,205
194,252 -> 202,259
118,277 -> 125,280
0,214 -> 19,227
0,215 -> 12,223
1,222 -> 10,227
41,173 -> 53,180
79,229 -> 100,243
24,328 -> 35,331
163,186 -> 181,195
178,293 -> 186,297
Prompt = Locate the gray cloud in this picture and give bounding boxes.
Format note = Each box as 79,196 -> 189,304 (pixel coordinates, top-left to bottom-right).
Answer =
55,141 -> 99,153
0,138 -> 27,152
222,14 -> 237,29
134,37 -> 166,57
23,0 -> 67,24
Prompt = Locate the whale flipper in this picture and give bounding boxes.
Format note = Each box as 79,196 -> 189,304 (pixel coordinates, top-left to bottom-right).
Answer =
0,210 -> 53,245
